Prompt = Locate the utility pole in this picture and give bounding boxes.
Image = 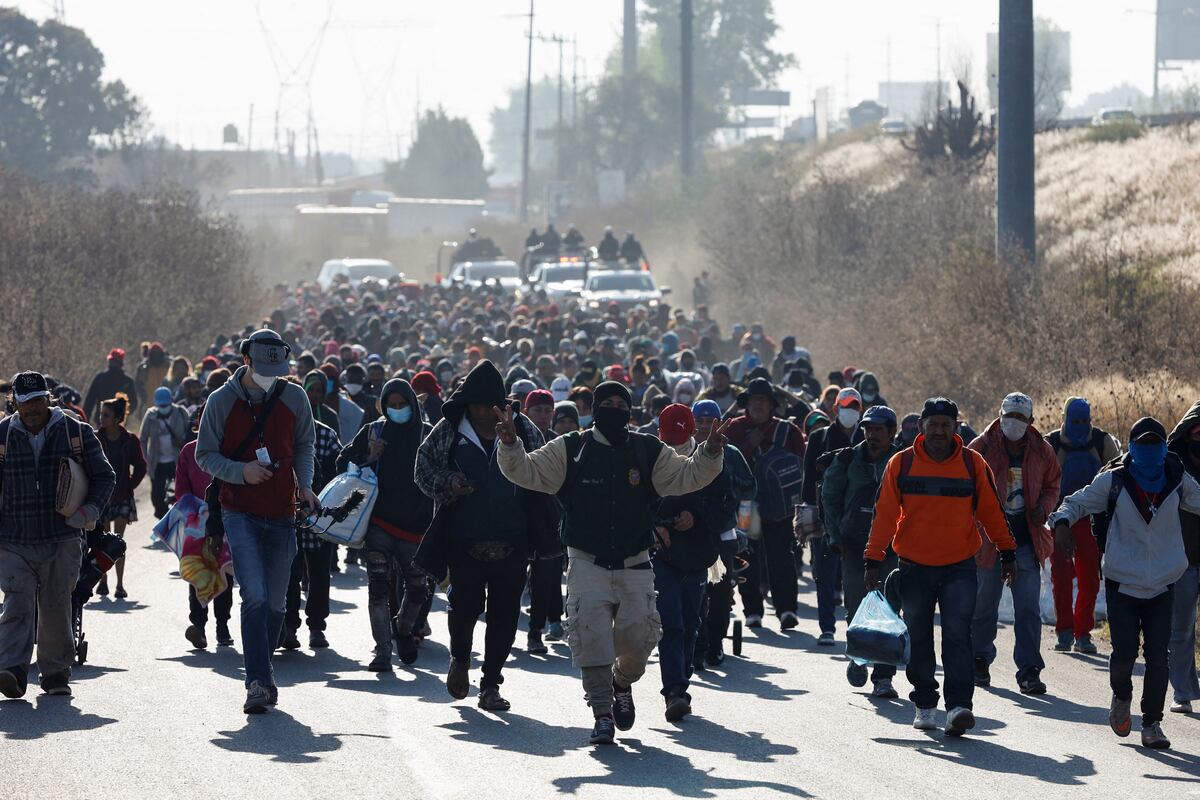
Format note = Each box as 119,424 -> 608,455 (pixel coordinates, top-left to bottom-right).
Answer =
996,0 -> 1036,266
680,0 -> 694,178
935,18 -> 943,109
519,0 -> 534,223
572,37 -> 578,128
623,0 -> 637,122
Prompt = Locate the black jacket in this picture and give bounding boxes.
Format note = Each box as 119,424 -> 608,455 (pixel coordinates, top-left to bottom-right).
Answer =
1168,401 -> 1200,565
654,445 -> 735,573
337,379 -> 432,536
801,423 -> 862,505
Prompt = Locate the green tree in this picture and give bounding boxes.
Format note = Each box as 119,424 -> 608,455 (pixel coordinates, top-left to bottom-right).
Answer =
384,108 -> 489,199
641,0 -> 795,101
488,78 -> 560,184
0,9 -> 143,176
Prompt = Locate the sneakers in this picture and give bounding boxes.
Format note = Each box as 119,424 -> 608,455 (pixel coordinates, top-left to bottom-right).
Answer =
309,629 -> 329,649
846,661 -> 869,688
1170,700 -> 1193,714
477,686 -> 511,712
215,623 -> 234,646
279,627 -> 301,651
1141,722 -> 1171,749
817,632 -> 835,647
779,611 -> 799,631
527,630 -> 548,655
1073,635 -> 1097,654
705,646 -> 726,668
590,714 -> 616,745
1053,631 -> 1073,652
244,681 -> 270,714
446,658 -> 470,700
1018,670 -> 1047,696
973,657 -> 991,687
0,667 -> 27,699
612,682 -> 636,731
396,635 -> 419,665
872,679 -> 899,699
945,706 -> 976,737
40,672 -> 71,696
266,683 -> 278,706
912,707 -> 938,730
745,614 -> 763,628
367,650 -> 393,672
664,693 -> 692,722
1109,695 -> 1132,737
545,621 -> 565,641
185,624 -> 207,650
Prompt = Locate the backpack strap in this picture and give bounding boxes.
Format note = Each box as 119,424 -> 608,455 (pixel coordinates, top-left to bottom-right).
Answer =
896,449 -> 915,506
771,419 -> 790,451
1106,468 -> 1124,519
1090,428 -> 1107,461
962,447 -> 978,513
66,415 -> 85,463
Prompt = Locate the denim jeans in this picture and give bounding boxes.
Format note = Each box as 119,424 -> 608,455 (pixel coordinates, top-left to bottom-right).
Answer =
1107,579 -> 1173,725
1168,564 -> 1200,704
223,511 -> 296,688
811,536 -> 842,634
973,544 -> 1045,681
899,557 -> 977,711
653,559 -> 707,699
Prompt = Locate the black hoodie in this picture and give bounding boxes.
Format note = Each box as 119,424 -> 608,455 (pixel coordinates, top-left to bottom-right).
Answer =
1167,401 -> 1200,565
442,360 -> 507,425
337,378 -> 433,537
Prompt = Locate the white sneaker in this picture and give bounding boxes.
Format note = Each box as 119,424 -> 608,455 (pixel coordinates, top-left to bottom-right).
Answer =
912,707 -> 937,730
945,706 -> 976,737
1170,700 -> 1193,714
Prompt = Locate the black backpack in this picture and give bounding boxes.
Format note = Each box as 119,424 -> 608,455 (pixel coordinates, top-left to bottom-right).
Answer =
753,421 -> 805,522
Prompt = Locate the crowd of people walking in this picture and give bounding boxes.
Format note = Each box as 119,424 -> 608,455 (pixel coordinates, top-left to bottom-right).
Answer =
0,262 -> 1197,752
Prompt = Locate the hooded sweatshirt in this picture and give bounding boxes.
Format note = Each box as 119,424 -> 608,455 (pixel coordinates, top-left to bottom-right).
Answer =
195,366 -> 315,519
337,378 -> 433,541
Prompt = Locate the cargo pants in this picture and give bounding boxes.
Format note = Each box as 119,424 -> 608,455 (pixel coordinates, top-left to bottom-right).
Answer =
563,548 -> 662,717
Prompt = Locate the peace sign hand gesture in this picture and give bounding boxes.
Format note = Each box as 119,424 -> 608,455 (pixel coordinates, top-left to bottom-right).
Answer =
494,404 -> 518,445
704,418 -> 732,456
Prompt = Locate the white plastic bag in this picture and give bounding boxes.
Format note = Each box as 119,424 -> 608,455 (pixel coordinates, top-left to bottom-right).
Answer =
1039,562 -> 1057,625
316,463 -> 378,548
846,589 -> 910,666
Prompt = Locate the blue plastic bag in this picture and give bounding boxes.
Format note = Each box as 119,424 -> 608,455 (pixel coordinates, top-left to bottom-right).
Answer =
846,589 -> 910,667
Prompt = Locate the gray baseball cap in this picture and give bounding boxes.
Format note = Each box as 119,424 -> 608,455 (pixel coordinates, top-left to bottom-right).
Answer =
245,329 -> 291,377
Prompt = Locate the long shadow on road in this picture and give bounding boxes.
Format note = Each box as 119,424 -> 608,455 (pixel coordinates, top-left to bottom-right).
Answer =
692,656 -> 808,703
986,685 -> 1107,728
872,735 -> 1096,786
0,695 -> 117,740
1119,742 -> 1200,783
652,715 -> 798,763
553,737 -> 812,797
211,709 -> 389,763
440,706 -> 587,757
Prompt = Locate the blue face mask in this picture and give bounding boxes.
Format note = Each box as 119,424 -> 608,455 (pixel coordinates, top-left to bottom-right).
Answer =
578,414 -> 593,428
1129,441 -> 1168,492
386,406 -> 413,425
1064,419 -> 1091,447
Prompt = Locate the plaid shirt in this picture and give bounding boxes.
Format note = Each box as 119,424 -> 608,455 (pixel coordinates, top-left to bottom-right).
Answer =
415,412 -> 543,508
298,419 -> 343,551
0,410 -> 116,546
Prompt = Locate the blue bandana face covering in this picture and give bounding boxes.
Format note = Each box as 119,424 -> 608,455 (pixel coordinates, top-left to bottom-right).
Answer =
1129,442 -> 1168,492
386,406 -> 413,425
1063,398 -> 1092,447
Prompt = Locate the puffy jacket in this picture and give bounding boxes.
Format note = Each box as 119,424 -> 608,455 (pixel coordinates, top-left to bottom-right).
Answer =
968,420 -> 1061,567
866,434 -> 1015,567
820,441 -> 899,549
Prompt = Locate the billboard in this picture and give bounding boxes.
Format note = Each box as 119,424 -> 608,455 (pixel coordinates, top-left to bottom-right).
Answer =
1159,0 -> 1200,61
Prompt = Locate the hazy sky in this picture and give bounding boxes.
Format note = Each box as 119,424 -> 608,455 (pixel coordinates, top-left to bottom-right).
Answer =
18,1 -> 1173,166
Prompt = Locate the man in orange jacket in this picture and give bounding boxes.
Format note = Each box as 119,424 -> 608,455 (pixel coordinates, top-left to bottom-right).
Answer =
865,397 -> 1017,737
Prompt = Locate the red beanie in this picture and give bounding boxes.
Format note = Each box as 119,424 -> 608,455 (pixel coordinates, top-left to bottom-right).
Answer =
658,403 -> 696,446
524,389 -> 554,409
411,370 -> 442,396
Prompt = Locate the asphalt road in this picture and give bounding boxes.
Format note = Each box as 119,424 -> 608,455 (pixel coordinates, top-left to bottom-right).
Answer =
2,506 -> 1199,800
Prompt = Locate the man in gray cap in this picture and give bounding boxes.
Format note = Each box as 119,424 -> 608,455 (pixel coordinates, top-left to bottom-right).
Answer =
196,330 -> 316,714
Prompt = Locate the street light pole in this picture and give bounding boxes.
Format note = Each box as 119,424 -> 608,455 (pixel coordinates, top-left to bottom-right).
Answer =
996,0 -> 1036,267
520,0 -> 534,223
681,0 -> 694,178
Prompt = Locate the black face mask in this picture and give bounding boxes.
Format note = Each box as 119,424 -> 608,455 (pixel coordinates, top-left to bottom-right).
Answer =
1189,441 -> 1200,460
594,405 -> 631,446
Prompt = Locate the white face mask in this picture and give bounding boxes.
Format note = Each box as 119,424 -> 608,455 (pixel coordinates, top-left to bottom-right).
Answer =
837,408 -> 861,428
677,394 -> 694,405
862,392 -> 877,403
1001,418 -> 1029,441
251,372 -> 276,392
344,383 -> 364,396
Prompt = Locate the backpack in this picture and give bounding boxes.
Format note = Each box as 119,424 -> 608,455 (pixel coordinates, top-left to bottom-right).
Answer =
1048,428 -> 1107,497
896,446 -> 980,513
752,421 -> 805,522
723,443 -> 757,502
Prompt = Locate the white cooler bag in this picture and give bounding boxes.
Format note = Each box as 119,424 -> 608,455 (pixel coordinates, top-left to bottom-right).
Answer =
316,463 -> 378,548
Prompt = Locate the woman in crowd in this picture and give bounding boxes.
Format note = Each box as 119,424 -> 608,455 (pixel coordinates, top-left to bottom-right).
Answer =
95,394 -> 147,599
